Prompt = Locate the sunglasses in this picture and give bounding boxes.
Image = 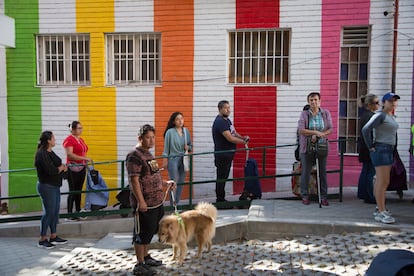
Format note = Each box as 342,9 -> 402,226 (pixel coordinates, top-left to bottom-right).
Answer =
371,101 -> 380,105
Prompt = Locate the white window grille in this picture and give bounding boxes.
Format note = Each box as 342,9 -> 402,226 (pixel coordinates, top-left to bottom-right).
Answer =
339,26 -> 370,154
106,33 -> 161,85
36,34 -> 90,86
228,29 -> 290,84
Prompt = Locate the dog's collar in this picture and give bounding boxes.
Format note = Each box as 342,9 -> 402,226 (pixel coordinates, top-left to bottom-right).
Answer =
174,211 -> 185,229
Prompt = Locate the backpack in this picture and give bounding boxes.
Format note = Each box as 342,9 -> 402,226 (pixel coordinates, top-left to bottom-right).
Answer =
239,158 -> 262,200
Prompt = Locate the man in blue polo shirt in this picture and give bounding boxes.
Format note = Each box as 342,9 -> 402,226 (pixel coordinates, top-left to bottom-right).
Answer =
212,100 -> 249,205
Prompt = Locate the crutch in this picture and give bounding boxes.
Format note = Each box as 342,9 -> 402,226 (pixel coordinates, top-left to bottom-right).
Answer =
315,150 -> 322,208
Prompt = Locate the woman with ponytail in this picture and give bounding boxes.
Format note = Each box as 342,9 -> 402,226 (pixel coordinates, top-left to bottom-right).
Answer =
63,121 -> 92,219
35,131 -> 68,249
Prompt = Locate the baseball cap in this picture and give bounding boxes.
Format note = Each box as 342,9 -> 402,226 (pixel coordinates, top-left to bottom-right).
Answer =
382,92 -> 400,102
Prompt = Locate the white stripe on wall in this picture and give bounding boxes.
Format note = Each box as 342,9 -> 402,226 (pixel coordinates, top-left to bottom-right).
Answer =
193,0 -> 236,197
276,0 -> 323,190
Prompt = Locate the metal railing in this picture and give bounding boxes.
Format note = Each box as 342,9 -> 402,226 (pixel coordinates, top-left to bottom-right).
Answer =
0,139 -> 345,223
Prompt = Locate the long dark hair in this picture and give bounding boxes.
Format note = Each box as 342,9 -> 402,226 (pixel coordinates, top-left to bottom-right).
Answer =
37,131 -> 53,151
164,112 -> 183,137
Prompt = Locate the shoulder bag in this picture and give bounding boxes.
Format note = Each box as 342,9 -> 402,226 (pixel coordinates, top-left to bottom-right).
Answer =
183,128 -> 190,172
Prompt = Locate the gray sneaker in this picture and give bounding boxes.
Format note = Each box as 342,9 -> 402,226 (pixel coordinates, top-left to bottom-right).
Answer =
374,211 -> 395,224
132,263 -> 157,276
373,207 -> 392,217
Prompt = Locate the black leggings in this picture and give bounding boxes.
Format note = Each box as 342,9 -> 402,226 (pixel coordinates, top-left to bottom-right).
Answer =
67,167 -> 86,213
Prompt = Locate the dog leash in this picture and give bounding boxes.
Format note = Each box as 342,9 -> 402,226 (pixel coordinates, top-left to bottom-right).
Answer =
133,181 -> 175,243
170,189 -> 185,228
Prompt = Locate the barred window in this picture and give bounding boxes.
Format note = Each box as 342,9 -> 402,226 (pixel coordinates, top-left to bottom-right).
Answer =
339,26 -> 370,154
36,34 -> 90,86
228,29 -> 290,84
106,33 -> 161,85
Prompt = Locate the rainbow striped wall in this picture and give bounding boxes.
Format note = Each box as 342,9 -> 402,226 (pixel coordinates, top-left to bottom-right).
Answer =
3,0 -> 414,212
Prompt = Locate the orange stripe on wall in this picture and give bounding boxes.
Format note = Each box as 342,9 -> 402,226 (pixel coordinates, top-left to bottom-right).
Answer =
154,1 -> 194,153
154,1 -> 194,196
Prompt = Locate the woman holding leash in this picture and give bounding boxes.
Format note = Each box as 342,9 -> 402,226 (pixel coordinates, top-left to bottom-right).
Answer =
35,131 -> 68,249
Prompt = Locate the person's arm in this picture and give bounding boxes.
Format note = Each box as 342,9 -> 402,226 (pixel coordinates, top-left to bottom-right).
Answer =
362,112 -> 384,150
37,151 -> 66,176
222,130 -> 249,145
65,146 -> 91,163
130,175 -> 147,212
185,128 -> 193,152
320,109 -> 333,138
162,131 -> 171,169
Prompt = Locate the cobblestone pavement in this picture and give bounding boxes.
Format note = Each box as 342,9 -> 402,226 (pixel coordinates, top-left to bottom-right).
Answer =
49,230 -> 414,276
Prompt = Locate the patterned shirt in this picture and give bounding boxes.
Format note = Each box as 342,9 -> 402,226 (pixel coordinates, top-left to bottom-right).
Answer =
126,147 -> 164,207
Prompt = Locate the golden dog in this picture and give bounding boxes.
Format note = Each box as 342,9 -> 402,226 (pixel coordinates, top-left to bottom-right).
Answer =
158,202 -> 217,265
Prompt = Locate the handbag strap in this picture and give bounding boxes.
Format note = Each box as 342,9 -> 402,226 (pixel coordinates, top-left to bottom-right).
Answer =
183,128 -> 187,151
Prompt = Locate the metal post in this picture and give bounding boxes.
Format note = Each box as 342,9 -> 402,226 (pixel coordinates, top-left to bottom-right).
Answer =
391,0 -> 399,92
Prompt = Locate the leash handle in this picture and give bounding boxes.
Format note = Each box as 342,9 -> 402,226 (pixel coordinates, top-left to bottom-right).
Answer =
170,189 -> 178,214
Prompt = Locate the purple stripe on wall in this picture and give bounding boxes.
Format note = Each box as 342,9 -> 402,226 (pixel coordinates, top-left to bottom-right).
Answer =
410,50 -> 414,182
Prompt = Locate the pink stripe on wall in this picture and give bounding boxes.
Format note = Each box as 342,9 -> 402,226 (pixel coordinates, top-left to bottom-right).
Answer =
321,0 -> 370,186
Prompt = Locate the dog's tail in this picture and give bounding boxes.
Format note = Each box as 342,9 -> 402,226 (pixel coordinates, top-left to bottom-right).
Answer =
195,202 -> 218,222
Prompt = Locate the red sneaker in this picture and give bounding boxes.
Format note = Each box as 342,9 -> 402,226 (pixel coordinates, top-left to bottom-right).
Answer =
302,198 -> 310,205
321,199 -> 329,206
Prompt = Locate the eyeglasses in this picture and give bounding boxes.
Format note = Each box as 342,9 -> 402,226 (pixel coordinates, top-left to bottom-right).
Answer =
371,101 -> 380,105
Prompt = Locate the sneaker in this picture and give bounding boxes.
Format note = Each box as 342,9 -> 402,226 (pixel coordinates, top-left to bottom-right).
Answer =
132,263 -> 156,276
144,255 -> 162,266
302,197 -> 310,205
64,217 -> 80,222
374,211 -> 395,224
373,207 -> 392,217
321,199 -> 329,206
50,236 -> 68,245
38,240 -> 55,249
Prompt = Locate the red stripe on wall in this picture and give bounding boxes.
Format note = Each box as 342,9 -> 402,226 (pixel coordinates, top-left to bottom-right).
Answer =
236,0 -> 279,28
233,87 -> 277,194
321,0 -> 370,186
234,0 -> 280,194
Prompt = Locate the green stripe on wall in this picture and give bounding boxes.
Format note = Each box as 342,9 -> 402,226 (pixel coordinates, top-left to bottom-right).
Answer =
5,0 -> 41,213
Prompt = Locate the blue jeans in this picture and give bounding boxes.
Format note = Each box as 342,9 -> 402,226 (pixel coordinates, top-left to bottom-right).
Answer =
37,183 -> 61,236
167,156 -> 185,205
357,161 -> 376,202
370,143 -> 394,167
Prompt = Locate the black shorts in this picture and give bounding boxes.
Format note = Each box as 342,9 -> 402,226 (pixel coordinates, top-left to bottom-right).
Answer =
132,205 -> 164,244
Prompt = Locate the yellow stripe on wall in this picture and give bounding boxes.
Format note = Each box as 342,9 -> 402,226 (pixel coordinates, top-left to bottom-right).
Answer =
76,1 -> 118,204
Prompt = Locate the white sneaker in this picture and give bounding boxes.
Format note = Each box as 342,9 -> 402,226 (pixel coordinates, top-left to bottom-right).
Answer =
374,211 -> 395,224
373,207 -> 391,217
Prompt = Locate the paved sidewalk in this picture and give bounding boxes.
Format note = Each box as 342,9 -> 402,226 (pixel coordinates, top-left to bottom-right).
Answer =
0,187 -> 413,275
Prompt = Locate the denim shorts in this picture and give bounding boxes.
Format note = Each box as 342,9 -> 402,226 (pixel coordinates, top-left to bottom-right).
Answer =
369,143 -> 394,167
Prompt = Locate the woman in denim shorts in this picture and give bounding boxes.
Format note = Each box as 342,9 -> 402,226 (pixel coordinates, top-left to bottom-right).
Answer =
362,92 -> 400,224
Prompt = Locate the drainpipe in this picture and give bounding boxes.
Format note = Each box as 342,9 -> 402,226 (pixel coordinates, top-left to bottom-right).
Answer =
391,0 -> 399,93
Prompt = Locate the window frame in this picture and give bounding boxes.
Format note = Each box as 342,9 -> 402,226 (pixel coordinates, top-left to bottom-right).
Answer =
105,33 -> 162,86
228,28 -> 291,85
339,26 -> 371,154
36,34 -> 90,86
